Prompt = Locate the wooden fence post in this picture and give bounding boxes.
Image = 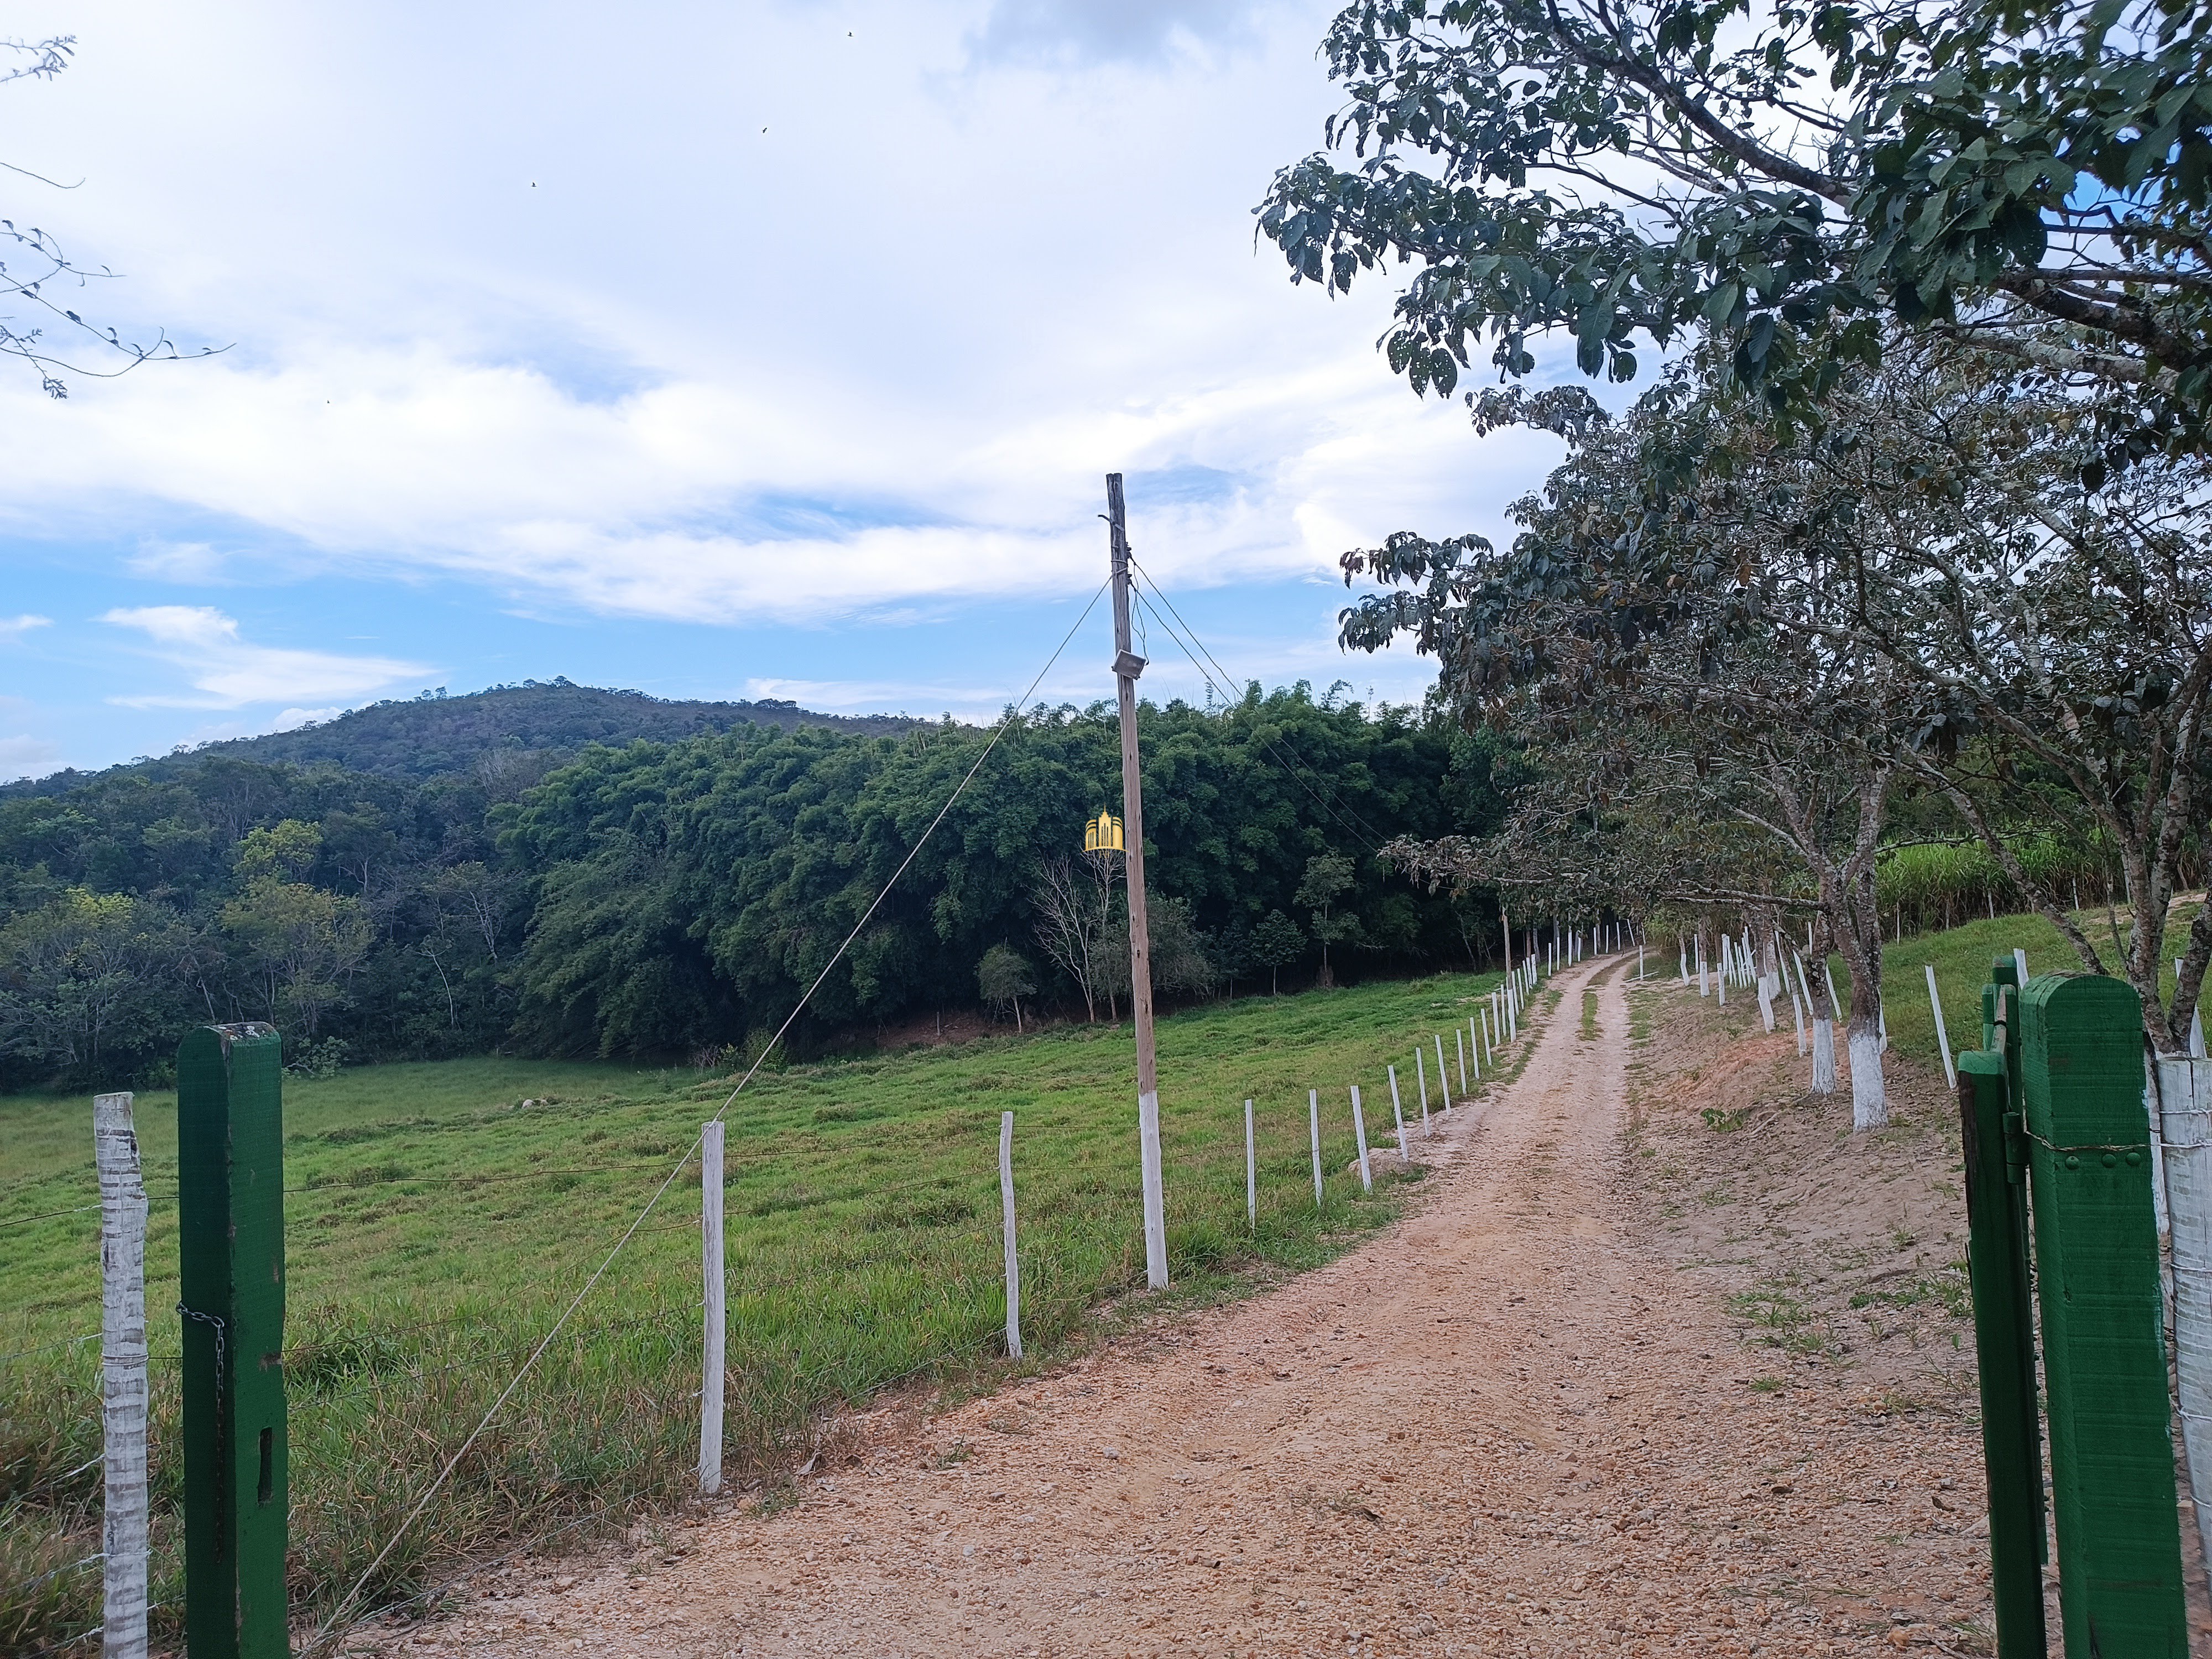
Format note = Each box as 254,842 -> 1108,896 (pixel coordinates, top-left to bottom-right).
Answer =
700,1120 -> 725,1494
2020,974 -> 2187,1650
999,1112 -> 1022,1361
2154,1053 -> 2212,1594
96,1092 -> 149,1659
1955,1051 -> 2047,1658
1308,1089 -> 1324,1208
1926,965 -> 1957,1090
1244,1100 -> 1256,1230
176,1023 -> 288,1659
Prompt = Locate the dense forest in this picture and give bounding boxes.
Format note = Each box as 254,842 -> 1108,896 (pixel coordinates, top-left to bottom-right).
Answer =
0,681 -> 1510,1092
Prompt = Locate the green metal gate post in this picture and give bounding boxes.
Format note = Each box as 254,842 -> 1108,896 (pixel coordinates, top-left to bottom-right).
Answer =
2018,974 -> 2187,1653
177,1023 -> 289,1658
1957,1047 -> 2048,1657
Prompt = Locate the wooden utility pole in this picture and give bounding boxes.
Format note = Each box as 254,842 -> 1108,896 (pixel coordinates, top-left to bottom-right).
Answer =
1108,473 -> 1168,1290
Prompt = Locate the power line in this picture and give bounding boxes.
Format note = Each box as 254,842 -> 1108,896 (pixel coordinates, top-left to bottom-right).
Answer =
308,575 -> 1112,1652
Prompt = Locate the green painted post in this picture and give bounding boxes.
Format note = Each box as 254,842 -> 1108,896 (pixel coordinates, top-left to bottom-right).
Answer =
1956,1048 -> 2048,1657
2019,975 -> 2188,1654
177,1023 -> 289,1658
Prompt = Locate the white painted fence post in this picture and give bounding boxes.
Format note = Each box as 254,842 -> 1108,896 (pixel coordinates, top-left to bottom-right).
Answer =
1308,1089 -> 1324,1208
95,1092 -> 148,1659
1387,1067 -> 1409,1161
1481,1005 -> 1494,1067
1350,1086 -> 1373,1193
1244,1099 -> 1256,1229
2156,1055 -> 2212,1583
1925,964 -> 1956,1089
1434,1034 -> 1453,1114
2178,959 -> 2205,1057
699,1119 -> 725,1494
999,1111 -> 1022,1361
1467,1017 -> 1480,1081
1455,1027 -> 1468,1093
1415,1047 -> 1431,1132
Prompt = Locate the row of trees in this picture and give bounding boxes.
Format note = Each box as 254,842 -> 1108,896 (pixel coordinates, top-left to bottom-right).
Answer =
0,687 -> 1510,1089
497,688 -> 1507,1057
1261,0 -> 2212,1124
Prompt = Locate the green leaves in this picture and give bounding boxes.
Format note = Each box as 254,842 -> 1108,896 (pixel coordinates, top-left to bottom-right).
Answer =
1260,0 -> 2212,455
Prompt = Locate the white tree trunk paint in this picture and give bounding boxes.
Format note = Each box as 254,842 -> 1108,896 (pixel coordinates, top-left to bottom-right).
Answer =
2155,1055 -> 2212,1580
1455,1027 -> 1468,1093
96,1092 -> 148,1659
1717,964 -> 1726,1007
1699,954 -> 1710,997
1824,961 -> 1844,1031
1434,1035 -> 1452,1113
1415,1047 -> 1431,1131
699,1120 -> 725,1493
998,1112 -> 1022,1360
1788,973 -> 1807,1056
1878,1001 -> 1888,1052
1679,941 -> 1688,984
1244,1100 -> 1256,1228
1350,1086 -> 1373,1193
1308,1089 -> 1324,1208
1756,974 -> 1775,1032
1138,1090 -> 1166,1291
1386,1069 -> 1409,1161
1811,1019 -> 1838,1094
1848,1021 -> 1887,1129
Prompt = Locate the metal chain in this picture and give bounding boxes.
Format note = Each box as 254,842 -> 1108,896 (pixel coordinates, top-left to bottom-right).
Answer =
176,1301 -> 228,1535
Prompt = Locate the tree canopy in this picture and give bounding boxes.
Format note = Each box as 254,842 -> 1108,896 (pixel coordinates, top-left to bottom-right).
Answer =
1257,0 -> 2212,462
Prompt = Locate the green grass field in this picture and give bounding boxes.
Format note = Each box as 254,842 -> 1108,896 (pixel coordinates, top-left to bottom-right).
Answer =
1,969 -> 1524,1651
1830,904 -> 2206,1078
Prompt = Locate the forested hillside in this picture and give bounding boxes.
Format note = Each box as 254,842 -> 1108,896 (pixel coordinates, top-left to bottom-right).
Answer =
0,684 -> 1509,1092
3,679 -> 919,795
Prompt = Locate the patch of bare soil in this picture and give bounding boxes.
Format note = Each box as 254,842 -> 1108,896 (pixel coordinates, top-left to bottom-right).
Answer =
341,960 -> 2198,1659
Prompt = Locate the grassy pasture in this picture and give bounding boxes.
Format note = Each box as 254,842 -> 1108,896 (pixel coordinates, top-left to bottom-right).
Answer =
1827,904 -> 2208,1078
1,969 -> 1516,1651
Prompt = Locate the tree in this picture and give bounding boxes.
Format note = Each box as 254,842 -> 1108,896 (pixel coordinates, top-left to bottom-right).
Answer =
1251,909 -> 1305,995
977,943 -> 1037,1032
1257,0 -> 2212,464
2,36 -> 218,398
0,888 -> 192,1086
220,875 -> 373,1037
1101,896 -> 1217,1006
1031,853 -> 1120,1022
1339,370 -> 1939,1124
1297,851 -> 1364,989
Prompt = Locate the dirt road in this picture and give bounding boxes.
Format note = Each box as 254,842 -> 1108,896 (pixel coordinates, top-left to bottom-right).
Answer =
373,959 -> 1995,1658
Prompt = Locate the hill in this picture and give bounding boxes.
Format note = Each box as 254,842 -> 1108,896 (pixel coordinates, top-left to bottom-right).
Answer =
3,679 -> 924,795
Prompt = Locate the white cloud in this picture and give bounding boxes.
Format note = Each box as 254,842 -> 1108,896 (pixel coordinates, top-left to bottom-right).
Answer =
274,706 -> 343,731
127,541 -> 231,583
0,614 -> 53,642
0,734 -> 63,780
98,607 -> 434,709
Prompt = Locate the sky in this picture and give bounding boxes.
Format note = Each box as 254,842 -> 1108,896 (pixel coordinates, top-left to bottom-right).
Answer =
0,0 -> 1576,780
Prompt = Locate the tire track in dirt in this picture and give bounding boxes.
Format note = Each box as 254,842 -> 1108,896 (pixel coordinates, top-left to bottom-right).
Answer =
366,960 -> 1991,1658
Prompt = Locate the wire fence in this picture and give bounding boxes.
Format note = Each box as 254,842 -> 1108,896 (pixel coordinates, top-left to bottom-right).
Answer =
3,571 -> 1592,1657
